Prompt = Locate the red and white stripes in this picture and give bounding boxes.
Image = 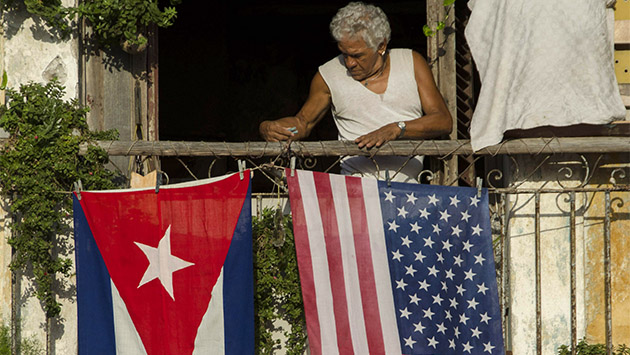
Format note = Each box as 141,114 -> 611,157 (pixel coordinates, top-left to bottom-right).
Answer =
287,170 -> 401,355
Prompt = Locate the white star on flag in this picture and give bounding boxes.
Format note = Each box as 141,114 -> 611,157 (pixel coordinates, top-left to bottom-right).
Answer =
463,240 -> 474,252
471,326 -> 482,339
478,283 -> 490,295
427,265 -> 439,277
428,336 -> 439,348
480,312 -> 492,324
410,221 -> 422,233
405,264 -> 417,277
484,342 -> 496,353
439,209 -> 451,222
414,321 -> 426,334
432,293 -> 444,305
400,307 -> 412,319
422,307 -> 435,320
464,268 -> 477,281
135,225 -> 194,300
475,253 -> 486,265
419,279 -> 430,291
414,250 -> 426,263
409,293 -> 421,305
401,235 -> 413,248
442,239 -> 453,252
453,254 -> 464,267
463,341 -> 473,353
404,336 -> 416,348
467,297 -> 480,310
437,322 -> 447,334
388,220 -> 400,232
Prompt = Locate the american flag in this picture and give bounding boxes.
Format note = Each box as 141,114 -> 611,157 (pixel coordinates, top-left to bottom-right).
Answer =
287,169 -> 504,355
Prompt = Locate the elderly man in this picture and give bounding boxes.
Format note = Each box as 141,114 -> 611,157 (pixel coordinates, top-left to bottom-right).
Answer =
259,1 -> 452,182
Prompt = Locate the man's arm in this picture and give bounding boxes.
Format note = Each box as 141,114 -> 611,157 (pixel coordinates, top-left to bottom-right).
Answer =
354,51 -> 453,148
259,72 -> 332,142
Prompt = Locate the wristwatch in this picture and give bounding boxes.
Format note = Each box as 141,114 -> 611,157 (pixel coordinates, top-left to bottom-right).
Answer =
397,121 -> 406,139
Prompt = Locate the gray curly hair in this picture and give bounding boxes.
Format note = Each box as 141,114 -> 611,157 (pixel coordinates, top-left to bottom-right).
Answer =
330,2 -> 391,50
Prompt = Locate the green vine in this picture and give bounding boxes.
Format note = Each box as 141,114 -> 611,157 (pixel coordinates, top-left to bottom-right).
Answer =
558,339 -> 630,355
1,0 -> 180,48
423,0 -> 456,37
0,80 -> 120,318
253,208 -> 307,354
75,0 -> 179,48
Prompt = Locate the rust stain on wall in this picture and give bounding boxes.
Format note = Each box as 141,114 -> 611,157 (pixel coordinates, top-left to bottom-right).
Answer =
584,189 -> 630,345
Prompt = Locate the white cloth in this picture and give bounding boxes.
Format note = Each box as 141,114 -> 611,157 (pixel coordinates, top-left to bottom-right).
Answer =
465,0 -> 626,152
319,48 -> 424,182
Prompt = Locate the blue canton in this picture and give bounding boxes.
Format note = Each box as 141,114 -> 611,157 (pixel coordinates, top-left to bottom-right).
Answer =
379,181 -> 504,355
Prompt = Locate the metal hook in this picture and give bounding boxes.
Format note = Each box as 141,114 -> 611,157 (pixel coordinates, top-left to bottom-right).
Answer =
385,170 -> 392,187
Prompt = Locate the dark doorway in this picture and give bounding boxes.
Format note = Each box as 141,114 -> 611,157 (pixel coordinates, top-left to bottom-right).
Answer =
158,1 -> 427,183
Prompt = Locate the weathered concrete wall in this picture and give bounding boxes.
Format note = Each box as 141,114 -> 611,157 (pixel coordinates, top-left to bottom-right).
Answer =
0,1 -> 79,353
583,183 -> 630,345
1,2 -> 79,99
506,154 -> 630,354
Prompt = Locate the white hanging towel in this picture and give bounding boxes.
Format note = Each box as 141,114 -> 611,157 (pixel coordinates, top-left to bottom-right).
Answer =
465,0 -> 626,152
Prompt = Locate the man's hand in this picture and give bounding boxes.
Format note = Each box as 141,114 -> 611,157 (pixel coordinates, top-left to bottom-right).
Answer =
354,122 -> 401,149
259,120 -> 297,142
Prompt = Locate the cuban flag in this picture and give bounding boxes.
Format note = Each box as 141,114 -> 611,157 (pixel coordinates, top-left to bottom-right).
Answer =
287,169 -> 504,355
73,172 -> 253,355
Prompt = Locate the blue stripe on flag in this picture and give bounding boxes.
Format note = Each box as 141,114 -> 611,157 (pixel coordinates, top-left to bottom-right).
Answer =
73,195 -> 116,354
223,184 -> 254,354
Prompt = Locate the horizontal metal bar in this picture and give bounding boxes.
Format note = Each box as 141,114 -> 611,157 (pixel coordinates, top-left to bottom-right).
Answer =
488,186 -> 630,194
67,137 -> 630,157
251,185 -> 629,200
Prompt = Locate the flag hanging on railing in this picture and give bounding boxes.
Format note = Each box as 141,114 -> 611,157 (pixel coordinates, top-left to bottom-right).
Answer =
73,172 -> 253,355
287,169 -> 504,355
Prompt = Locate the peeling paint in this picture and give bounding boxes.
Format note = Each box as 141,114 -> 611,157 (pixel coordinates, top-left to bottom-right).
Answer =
506,155 -> 630,354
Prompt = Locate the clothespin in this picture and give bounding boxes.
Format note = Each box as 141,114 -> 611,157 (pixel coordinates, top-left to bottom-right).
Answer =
290,156 -> 296,177
74,180 -> 83,200
476,176 -> 483,198
155,171 -> 162,194
385,170 -> 392,187
238,160 -> 246,180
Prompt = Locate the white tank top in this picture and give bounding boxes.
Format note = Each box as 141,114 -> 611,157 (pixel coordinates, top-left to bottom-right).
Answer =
318,48 -> 424,182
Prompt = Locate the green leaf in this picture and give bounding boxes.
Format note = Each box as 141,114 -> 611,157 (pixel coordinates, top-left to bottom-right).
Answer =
0,70 -> 7,90
423,24 -> 435,37
436,21 -> 445,31
444,0 -> 456,6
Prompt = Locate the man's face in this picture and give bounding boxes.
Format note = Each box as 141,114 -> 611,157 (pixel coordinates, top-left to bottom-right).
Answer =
337,36 -> 381,82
